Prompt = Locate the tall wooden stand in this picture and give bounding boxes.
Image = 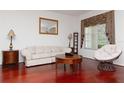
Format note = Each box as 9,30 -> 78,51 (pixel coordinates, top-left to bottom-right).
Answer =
73,32 -> 78,54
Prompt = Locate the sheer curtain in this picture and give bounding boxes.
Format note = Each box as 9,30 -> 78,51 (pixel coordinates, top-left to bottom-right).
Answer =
84,24 -> 109,49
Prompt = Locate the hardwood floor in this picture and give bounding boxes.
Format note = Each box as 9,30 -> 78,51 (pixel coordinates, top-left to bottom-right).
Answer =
0,58 -> 124,83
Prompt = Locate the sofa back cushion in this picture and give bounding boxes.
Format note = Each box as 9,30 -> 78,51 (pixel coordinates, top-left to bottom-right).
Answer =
22,46 -> 36,55
35,46 -> 51,53
51,47 -> 64,52
35,46 -> 71,54
21,46 -> 72,58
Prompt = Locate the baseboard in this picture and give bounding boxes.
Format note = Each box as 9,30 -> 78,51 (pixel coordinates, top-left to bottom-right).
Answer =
114,63 -> 124,67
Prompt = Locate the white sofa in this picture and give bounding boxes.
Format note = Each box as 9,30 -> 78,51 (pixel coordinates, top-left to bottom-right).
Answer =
21,46 -> 71,67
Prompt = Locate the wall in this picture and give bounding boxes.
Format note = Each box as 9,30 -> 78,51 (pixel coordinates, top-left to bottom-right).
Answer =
78,10 -> 124,66
114,10 -> 124,66
0,10 -> 76,64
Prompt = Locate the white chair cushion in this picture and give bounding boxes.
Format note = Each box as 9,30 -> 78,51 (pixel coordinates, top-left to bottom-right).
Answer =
95,44 -> 122,61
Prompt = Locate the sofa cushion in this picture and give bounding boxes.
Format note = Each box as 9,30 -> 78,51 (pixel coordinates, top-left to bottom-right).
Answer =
35,46 -> 52,53
51,47 -> 64,52
31,53 -> 51,59
51,52 -> 65,57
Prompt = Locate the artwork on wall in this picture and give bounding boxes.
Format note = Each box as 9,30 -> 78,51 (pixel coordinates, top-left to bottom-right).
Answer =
39,17 -> 58,35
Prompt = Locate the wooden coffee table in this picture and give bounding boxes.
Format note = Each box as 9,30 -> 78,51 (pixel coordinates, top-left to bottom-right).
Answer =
56,54 -> 82,72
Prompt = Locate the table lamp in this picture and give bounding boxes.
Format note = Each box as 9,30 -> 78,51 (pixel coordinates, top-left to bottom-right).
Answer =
8,29 -> 16,50
68,33 -> 72,48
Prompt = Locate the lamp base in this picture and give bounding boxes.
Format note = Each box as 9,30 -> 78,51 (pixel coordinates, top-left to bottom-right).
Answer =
9,48 -> 13,51
9,43 -> 13,51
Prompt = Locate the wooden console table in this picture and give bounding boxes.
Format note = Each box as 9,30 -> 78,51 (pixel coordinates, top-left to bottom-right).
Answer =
2,50 -> 19,65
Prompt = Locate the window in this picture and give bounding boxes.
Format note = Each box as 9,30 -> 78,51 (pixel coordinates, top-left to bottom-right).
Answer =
84,24 -> 109,49
81,11 -> 115,48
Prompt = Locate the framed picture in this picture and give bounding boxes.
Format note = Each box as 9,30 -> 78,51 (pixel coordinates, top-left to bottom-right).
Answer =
39,17 -> 58,35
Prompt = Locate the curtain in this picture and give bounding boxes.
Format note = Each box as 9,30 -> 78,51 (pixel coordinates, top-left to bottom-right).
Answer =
81,11 -> 115,48
106,11 -> 115,44
81,20 -> 85,48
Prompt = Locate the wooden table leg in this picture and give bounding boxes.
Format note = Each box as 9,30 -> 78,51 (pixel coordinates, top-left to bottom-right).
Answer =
70,64 -> 75,72
79,62 -> 82,70
56,62 -> 57,70
64,64 -> 66,71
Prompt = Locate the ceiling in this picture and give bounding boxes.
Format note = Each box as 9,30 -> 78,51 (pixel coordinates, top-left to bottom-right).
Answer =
50,10 -> 91,16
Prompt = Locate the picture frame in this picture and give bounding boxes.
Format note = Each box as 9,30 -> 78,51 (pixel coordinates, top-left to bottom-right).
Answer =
39,17 -> 58,35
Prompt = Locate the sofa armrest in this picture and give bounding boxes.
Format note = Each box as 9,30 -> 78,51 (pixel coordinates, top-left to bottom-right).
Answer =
21,48 -> 32,60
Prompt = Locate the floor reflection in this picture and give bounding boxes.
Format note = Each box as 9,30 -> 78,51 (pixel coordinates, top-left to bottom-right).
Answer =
55,65 -> 85,83
96,71 -> 118,83
0,63 -> 27,82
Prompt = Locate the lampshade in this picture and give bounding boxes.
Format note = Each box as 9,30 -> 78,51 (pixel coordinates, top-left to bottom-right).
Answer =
8,29 -> 16,38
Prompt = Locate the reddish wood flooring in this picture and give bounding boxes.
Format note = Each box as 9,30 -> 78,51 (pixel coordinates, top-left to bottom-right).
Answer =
0,58 -> 124,83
